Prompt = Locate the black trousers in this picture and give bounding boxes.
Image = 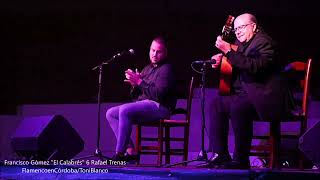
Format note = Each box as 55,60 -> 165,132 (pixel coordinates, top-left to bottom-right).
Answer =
209,92 -> 257,163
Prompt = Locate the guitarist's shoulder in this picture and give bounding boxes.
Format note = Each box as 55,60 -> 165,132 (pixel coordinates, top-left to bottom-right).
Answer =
254,31 -> 273,43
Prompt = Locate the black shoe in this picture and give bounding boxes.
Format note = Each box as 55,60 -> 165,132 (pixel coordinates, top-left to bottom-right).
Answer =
124,153 -> 140,162
111,153 -> 126,161
220,160 -> 250,169
197,153 -> 232,168
111,152 -> 140,163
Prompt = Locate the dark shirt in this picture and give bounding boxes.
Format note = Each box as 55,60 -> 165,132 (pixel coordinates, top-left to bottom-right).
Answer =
131,61 -> 177,111
224,31 -> 291,121
231,38 -> 253,95
226,31 -> 277,95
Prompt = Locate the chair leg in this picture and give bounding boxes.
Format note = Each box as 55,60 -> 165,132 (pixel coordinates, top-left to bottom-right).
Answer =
136,125 -> 142,165
298,151 -> 305,170
270,121 -> 280,169
165,126 -> 170,164
158,123 -> 163,166
183,125 -> 189,166
298,118 -> 307,170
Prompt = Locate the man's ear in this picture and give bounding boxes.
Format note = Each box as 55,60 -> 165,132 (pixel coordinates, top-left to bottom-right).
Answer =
252,23 -> 257,32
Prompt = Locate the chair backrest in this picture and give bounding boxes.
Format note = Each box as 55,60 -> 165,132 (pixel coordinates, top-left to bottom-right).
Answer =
186,77 -> 195,124
285,58 -> 312,117
302,59 -> 312,117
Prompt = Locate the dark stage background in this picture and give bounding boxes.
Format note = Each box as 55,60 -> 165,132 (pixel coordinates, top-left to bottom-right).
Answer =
1,0 -> 319,114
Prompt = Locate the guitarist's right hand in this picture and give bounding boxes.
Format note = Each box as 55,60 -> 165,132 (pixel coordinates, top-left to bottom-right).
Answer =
211,53 -> 223,69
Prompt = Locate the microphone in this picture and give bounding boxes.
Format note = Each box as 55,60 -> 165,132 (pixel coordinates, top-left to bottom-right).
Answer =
113,49 -> 135,58
192,59 -> 216,64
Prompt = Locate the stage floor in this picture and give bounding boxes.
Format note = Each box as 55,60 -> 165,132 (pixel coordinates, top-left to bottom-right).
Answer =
1,164 -> 320,180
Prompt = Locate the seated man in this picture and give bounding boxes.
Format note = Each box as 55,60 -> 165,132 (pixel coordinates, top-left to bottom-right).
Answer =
106,36 -> 177,161
203,13 -> 290,169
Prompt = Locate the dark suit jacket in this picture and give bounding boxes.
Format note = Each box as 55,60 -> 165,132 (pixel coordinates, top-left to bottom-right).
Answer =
226,31 -> 290,121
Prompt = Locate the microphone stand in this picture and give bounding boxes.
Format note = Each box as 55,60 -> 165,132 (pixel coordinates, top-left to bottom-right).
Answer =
74,57 -> 116,161
199,62 -> 208,161
164,62 -> 208,167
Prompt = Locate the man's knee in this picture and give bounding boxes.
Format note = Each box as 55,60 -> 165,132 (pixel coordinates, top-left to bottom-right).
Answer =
106,106 -> 118,122
119,104 -> 136,119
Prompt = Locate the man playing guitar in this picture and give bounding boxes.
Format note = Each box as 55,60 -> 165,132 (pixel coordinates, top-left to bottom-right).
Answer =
203,13 -> 290,169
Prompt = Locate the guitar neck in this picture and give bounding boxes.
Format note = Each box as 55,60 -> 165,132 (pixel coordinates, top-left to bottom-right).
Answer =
218,15 -> 235,96
221,15 -> 235,41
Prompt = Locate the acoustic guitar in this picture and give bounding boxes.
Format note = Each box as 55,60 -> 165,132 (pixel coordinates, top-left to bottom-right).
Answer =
218,15 -> 238,95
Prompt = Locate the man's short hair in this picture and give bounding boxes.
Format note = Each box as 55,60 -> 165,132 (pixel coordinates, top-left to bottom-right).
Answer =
152,36 -> 168,48
247,14 -> 257,24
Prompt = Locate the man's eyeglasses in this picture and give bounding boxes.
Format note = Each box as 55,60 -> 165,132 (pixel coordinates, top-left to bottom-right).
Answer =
233,23 -> 254,33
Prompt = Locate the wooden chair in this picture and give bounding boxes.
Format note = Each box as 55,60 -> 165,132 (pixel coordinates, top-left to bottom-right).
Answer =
136,77 -> 195,166
250,58 -> 312,169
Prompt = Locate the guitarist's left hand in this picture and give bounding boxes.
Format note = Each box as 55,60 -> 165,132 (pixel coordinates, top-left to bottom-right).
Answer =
215,36 -> 232,55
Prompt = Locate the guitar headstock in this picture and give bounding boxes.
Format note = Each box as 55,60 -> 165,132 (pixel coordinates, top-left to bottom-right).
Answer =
221,15 -> 235,40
